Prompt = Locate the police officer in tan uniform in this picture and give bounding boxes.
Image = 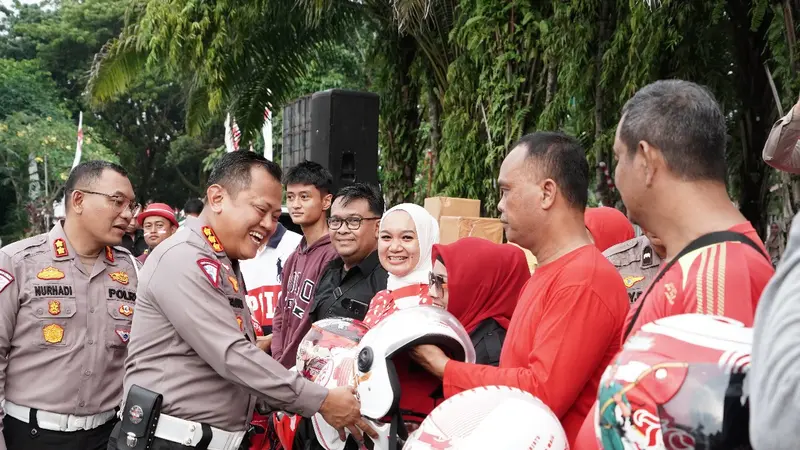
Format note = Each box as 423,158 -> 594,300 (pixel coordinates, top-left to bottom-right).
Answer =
112,152 -> 376,450
602,232 -> 665,305
0,161 -> 140,450
762,94 -> 800,173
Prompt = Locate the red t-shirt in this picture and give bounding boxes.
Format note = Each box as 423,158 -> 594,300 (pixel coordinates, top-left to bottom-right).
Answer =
442,245 -> 629,445
623,222 -> 773,339
573,222 -> 774,450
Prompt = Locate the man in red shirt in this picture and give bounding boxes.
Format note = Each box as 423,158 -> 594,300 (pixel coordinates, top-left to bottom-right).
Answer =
572,80 -> 775,449
411,132 -> 629,445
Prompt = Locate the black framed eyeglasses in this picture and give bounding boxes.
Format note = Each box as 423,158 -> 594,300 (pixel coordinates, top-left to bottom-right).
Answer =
428,272 -> 448,292
75,190 -> 141,215
327,216 -> 380,230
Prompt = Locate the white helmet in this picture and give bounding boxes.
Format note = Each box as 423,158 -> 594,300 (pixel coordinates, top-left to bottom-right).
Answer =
305,307 -> 475,450
354,306 -> 475,448
403,386 -> 568,450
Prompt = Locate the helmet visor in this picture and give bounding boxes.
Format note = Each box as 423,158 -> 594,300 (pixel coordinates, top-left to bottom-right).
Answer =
658,364 -> 750,450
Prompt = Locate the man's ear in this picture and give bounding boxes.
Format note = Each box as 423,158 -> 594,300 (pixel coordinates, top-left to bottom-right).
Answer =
206,185 -> 226,213
540,178 -> 558,210
322,193 -> 333,211
373,218 -> 381,239
640,141 -> 664,187
70,190 -> 85,215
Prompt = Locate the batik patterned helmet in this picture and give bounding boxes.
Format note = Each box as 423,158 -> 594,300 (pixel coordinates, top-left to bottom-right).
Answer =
595,314 -> 753,450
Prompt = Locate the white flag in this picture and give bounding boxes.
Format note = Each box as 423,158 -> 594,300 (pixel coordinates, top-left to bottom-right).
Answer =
224,113 -> 235,153
262,107 -> 273,161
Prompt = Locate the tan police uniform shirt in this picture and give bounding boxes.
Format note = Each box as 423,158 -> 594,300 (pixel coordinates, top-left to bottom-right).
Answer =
0,222 -> 139,440
603,235 -> 662,305
123,217 -> 328,432
763,106 -> 800,173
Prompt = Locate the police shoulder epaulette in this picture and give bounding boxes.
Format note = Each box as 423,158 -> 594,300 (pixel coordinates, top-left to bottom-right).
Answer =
602,237 -> 639,258
2,234 -> 48,258
112,245 -> 133,255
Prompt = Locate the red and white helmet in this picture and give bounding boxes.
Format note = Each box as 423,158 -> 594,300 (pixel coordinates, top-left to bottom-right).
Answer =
296,317 -> 369,384
595,314 -> 753,450
403,386 -> 568,450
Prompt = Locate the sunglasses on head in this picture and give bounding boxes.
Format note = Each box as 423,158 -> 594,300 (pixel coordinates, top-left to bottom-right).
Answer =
428,272 -> 447,292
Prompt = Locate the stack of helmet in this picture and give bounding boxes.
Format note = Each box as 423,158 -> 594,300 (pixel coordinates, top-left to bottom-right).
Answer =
296,306 -> 476,450
595,313 -> 754,450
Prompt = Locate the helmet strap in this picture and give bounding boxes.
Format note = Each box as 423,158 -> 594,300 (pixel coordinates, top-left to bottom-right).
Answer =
389,409 -> 408,450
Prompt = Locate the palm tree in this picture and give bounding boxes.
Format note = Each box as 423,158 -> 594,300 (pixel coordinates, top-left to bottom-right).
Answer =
87,0 -> 359,139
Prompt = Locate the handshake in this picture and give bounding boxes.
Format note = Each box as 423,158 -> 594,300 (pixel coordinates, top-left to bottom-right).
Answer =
318,386 -> 379,443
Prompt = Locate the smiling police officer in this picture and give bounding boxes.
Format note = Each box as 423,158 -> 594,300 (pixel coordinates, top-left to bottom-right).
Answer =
0,160 -> 141,450
111,152 -> 375,450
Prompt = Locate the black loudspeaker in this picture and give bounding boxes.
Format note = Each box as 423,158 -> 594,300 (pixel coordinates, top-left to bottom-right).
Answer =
310,89 -> 380,191
282,89 -> 380,192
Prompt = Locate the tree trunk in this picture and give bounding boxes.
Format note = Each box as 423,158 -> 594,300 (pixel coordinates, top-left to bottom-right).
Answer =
427,83 -> 441,179
545,60 -> 557,105
727,0 -> 774,237
594,0 -> 614,207
380,33 -> 422,206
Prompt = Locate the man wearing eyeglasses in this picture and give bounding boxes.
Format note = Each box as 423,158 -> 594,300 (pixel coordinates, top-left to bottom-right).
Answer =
0,160 -> 141,450
310,183 -> 387,323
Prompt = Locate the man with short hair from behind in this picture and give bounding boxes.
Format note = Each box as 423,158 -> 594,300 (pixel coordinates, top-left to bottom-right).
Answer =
411,132 -> 629,446
183,198 -> 204,218
272,161 -> 338,368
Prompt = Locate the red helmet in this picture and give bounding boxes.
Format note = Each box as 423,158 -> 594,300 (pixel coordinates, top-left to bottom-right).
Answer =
595,314 -> 752,450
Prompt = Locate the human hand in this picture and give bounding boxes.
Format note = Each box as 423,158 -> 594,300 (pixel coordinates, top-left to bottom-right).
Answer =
409,344 -> 449,379
318,386 -> 379,442
256,334 -> 272,352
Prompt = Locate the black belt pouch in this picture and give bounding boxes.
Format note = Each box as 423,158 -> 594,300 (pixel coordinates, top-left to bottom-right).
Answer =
116,384 -> 163,450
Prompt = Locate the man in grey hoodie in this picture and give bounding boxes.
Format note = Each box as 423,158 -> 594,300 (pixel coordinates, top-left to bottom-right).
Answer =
750,213 -> 800,449
272,161 -> 338,368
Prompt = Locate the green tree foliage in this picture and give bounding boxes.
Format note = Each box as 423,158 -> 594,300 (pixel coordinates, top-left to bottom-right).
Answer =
0,58 -> 63,119
0,112 -> 114,240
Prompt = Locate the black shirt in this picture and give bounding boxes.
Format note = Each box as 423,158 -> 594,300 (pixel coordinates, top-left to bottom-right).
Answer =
121,230 -> 148,257
309,250 -> 388,323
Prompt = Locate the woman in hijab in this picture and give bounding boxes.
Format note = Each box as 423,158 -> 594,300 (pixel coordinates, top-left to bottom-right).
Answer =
362,203 -> 440,327
428,237 -> 531,366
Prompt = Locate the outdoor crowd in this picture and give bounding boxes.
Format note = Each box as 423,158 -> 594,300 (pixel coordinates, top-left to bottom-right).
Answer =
1,78 -> 800,450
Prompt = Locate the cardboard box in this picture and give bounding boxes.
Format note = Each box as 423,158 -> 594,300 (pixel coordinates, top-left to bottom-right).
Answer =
439,216 -> 504,245
424,197 -> 481,223
508,242 -> 538,273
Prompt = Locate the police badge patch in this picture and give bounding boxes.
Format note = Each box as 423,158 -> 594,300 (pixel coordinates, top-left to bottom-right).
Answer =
197,258 -> 221,288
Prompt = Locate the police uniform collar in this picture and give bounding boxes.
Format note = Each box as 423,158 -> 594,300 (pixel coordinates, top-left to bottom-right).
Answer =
185,216 -> 227,256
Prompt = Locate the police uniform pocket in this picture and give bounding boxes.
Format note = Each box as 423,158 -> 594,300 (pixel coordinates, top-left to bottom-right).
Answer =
31,298 -> 77,349
106,302 -> 133,349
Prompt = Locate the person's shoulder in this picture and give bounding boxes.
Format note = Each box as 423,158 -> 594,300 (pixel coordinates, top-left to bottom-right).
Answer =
145,227 -> 212,268
1,233 -> 48,260
603,236 -> 645,266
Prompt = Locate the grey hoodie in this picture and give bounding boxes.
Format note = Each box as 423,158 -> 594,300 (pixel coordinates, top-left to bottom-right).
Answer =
751,213 -> 800,449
